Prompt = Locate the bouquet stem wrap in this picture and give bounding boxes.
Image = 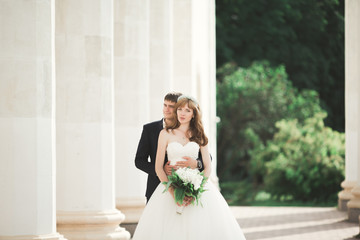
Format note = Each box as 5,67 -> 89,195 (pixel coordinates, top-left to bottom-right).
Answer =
176,205 -> 185,214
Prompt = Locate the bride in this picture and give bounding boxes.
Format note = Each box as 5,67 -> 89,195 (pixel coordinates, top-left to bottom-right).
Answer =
132,95 -> 246,240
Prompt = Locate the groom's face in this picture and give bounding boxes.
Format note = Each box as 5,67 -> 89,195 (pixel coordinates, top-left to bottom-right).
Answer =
163,100 -> 176,120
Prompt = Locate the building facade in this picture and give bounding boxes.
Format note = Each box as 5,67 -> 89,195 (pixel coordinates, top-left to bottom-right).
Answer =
1,0 -> 360,239
0,0 -> 216,239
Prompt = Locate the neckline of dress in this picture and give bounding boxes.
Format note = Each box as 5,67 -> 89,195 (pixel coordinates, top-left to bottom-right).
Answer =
168,141 -> 198,147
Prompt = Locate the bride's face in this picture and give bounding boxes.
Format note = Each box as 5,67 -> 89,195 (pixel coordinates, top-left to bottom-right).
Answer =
177,103 -> 194,124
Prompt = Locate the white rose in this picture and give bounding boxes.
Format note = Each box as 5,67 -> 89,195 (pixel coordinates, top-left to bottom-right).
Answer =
176,167 -> 203,190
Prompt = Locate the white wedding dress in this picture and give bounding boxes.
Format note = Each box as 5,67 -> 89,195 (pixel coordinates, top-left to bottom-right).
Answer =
132,142 -> 246,240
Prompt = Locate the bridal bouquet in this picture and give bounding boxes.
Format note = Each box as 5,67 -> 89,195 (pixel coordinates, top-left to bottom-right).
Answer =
163,167 -> 207,214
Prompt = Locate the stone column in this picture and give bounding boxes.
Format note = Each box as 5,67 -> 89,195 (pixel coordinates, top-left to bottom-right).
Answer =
56,0 -> 130,239
172,0 -> 193,94
0,1 -> 64,239
172,0 -> 219,186
149,0 -> 173,120
114,0 -> 149,225
338,0 -> 359,211
345,0 -> 360,222
191,0 -> 218,185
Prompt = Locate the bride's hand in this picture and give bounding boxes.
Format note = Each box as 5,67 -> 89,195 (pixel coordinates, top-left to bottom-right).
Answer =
164,162 -> 177,175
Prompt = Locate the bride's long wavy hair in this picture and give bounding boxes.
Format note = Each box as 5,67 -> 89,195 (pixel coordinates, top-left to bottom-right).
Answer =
166,96 -> 208,146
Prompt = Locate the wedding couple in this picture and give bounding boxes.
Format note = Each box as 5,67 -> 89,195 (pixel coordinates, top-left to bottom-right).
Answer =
133,92 -> 246,240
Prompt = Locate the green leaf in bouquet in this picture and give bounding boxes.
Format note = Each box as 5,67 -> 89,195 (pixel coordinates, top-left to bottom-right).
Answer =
174,187 -> 186,205
162,180 -> 172,193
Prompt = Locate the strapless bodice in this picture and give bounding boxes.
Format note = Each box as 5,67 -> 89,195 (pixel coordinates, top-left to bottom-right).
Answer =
166,141 -> 199,166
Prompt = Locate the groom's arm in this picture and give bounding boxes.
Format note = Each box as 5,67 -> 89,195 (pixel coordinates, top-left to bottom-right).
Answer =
197,151 -> 212,172
135,125 -> 157,176
175,153 -> 210,172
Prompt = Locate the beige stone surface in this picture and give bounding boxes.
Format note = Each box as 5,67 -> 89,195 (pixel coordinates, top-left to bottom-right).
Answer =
344,0 -> 360,223
0,233 -> 66,240
113,0 -> 149,224
127,206 -> 360,240
0,0 -> 60,237
55,0 -> 130,239
234,207 -> 359,240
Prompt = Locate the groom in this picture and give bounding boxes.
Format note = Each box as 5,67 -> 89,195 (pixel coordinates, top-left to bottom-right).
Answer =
135,92 -> 205,202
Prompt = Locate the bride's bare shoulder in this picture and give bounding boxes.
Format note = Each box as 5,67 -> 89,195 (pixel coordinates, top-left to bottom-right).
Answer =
159,129 -> 171,138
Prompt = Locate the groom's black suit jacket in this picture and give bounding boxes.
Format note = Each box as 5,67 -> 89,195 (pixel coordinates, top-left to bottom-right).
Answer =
135,119 -> 205,201
135,119 -> 164,200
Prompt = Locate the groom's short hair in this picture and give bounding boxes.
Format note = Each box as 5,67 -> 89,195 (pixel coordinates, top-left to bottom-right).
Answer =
164,92 -> 182,103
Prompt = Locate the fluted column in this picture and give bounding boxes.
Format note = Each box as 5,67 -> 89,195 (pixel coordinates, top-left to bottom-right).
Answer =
191,0 -> 218,185
149,0 -> 173,120
55,0 -> 130,239
114,0 -> 149,224
338,0 -> 359,211
345,0 -> 360,223
0,1 -> 64,239
171,0 -> 219,186
172,0 -> 193,94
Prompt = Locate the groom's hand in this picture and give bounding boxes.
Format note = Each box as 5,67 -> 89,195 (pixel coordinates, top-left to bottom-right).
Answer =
176,156 -> 197,169
164,162 -> 176,175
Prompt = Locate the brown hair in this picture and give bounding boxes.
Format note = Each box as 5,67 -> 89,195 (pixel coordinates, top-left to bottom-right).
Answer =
164,92 -> 182,103
166,96 -> 208,146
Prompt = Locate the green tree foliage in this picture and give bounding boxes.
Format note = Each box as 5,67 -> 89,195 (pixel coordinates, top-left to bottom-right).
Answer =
217,62 -> 323,183
216,0 -> 344,131
256,113 -> 345,202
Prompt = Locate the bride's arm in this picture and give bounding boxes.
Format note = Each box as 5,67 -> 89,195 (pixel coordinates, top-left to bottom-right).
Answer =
155,130 -> 169,183
200,145 -> 211,178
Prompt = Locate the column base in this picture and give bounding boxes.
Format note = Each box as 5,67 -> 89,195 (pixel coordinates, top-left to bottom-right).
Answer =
57,210 -> 130,240
347,185 -> 360,222
120,223 -> 137,239
0,233 -> 66,240
338,180 -> 357,211
339,199 -> 350,211
116,197 -> 146,224
348,208 -> 360,222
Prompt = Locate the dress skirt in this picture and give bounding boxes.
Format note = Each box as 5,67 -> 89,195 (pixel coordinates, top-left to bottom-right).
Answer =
132,181 -> 246,240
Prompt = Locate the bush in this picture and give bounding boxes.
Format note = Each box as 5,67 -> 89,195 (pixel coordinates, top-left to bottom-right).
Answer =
217,61 -> 323,183
258,113 -> 345,202
219,180 -> 257,206
216,0 -> 345,131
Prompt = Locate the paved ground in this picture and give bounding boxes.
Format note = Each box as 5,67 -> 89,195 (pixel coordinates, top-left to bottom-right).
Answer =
125,206 -> 360,240
233,206 -> 359,240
